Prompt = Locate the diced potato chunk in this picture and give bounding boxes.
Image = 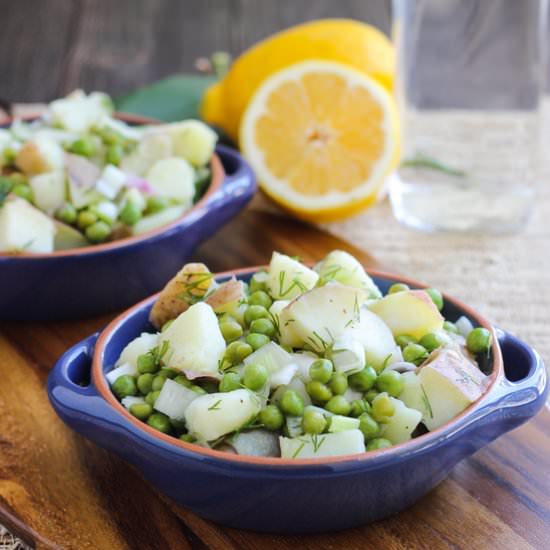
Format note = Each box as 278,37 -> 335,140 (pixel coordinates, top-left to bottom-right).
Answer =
369,290 -> 444,339
267,252 -> 319,300
380,398 -> 422,444
159,302 -> 225,379
316,249 -> 381,297
205,278 -> 246,313
418,347 -> 488,431
146,157 -> 195,204
185,389 -> 261,441
0,199 -> 55,253
29,171 -> 66,214
16,139 -> 64,175
349,307 -> 402,370
280,430 -> 365,459
115,332 -> 159,368
149,262 -> 213,329
278,282 -> 368,352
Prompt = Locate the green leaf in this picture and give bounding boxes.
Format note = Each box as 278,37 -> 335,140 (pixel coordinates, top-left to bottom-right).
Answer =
114,74 -> 217,123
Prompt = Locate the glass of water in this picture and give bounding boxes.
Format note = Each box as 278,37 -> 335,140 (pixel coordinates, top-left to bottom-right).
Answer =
390,0 -> 548,233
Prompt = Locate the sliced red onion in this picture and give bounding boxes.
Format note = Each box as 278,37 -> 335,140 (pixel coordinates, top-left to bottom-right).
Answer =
126,175 -> 155,195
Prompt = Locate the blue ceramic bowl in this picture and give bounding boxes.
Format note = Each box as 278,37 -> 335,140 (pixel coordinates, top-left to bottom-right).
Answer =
0,116 -> 256,320
48,268 -> 548,534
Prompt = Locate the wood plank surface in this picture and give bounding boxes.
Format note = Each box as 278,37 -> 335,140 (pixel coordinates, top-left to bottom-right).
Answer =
0,210 -> 549,550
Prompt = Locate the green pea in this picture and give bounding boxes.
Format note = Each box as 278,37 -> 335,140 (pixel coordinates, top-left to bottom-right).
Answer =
146,195 -> 170,214
243,363 -> 268,391
145,390 -> 161,406
225,341 -> 253,364
350,399 -> 371,417
159,367 -> 178,379
137,353 -> 158,374
349,366 -> 377,391
249,317 -> 275,337
174,374 -> 192,387
325,395 -> 351,416
248,290 -> 272,309
180,433 -> 195,443
466,327 -> 492,354
152,375 -> 167,392
364,389 -> 379,403
302,409 -> 327,434
119,201 -> 142,226
12,183 -> 33,202
137,373 -> 154,395
219,320 -> 243,343
425,287 -> 444,311
190,385 -> 207,395
260,404 -> 284,431
395,334 -> 417,349
69,137 -> 96,157
443,320 -> 459,334
249,272 -> 269,293
375,370 -> 404,397
309,359 -> 333,384
246,333 -> 270,350
147,413 -> 172,434
329,372 -> 348,395
219,372 -> 241,392
306,380 -> 333,403
244,305 -> 269,326
358,413 -> 380,440
388,283 -> 409,294
402,343 -> 428,365
419,332 -> 445,352
112,374 -> 137,398
371,392 -> 395,423
55,203 -> 77,225
106,143 -> 124,166
366,437 -> 392,451
129,402 -> 152,420
280,390 -> 305,416
77,210 -> 97,229
85,221 -> 111,243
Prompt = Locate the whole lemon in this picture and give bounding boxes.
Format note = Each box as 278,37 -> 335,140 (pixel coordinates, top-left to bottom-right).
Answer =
201,19 -> 394,142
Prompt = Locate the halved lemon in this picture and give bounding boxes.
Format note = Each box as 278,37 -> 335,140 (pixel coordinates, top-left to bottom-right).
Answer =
240,60 -> 399,222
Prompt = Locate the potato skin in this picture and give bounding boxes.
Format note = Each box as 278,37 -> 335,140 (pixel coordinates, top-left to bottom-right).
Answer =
16,142 -> 50,175
149,263 -> 213,329
205,278 -> 246,312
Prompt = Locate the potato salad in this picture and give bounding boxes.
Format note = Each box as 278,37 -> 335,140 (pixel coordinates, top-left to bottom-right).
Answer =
0,90 -> 217,253
108,250 -> 492,459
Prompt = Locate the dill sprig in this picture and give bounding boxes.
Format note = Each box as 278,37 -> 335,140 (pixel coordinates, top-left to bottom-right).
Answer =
208,399 -> 222,411
178,272 -> 214,305
420,384 -> 433,419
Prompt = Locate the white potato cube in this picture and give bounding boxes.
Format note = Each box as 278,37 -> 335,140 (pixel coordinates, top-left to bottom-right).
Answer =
267,252 -> 319,300
419,348 -> 488,431
316,250 -> 381,298
29,171 -> 66,214
0,199 -> 55,253
168,120 -> 218,167
280,430 -> 365,459
185,389 -> 261,441
16,138 -> 65,175
49,90 -> 113,133
331,333 -> 365,374
115,332 -> 159,368
278,282 -> 368,352
159,302 -> 225,379
132,205 -> 186,235
380,398 -> 422,444
146,157 -> 195,204
96,164 -> 127,199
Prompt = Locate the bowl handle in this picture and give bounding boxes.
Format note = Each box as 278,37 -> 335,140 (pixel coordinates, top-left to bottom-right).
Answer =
48,333 -> 135,453
469,329 -> 548,434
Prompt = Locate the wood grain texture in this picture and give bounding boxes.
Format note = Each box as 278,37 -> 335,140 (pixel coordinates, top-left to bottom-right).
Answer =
0,0 -> 390,102
0,210 -> 549,550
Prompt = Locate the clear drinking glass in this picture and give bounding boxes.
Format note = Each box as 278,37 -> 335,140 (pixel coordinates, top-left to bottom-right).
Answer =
390,0 -> 548,233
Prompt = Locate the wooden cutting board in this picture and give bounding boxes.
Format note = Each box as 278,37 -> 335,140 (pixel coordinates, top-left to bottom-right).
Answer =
0,210 -> 548,550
